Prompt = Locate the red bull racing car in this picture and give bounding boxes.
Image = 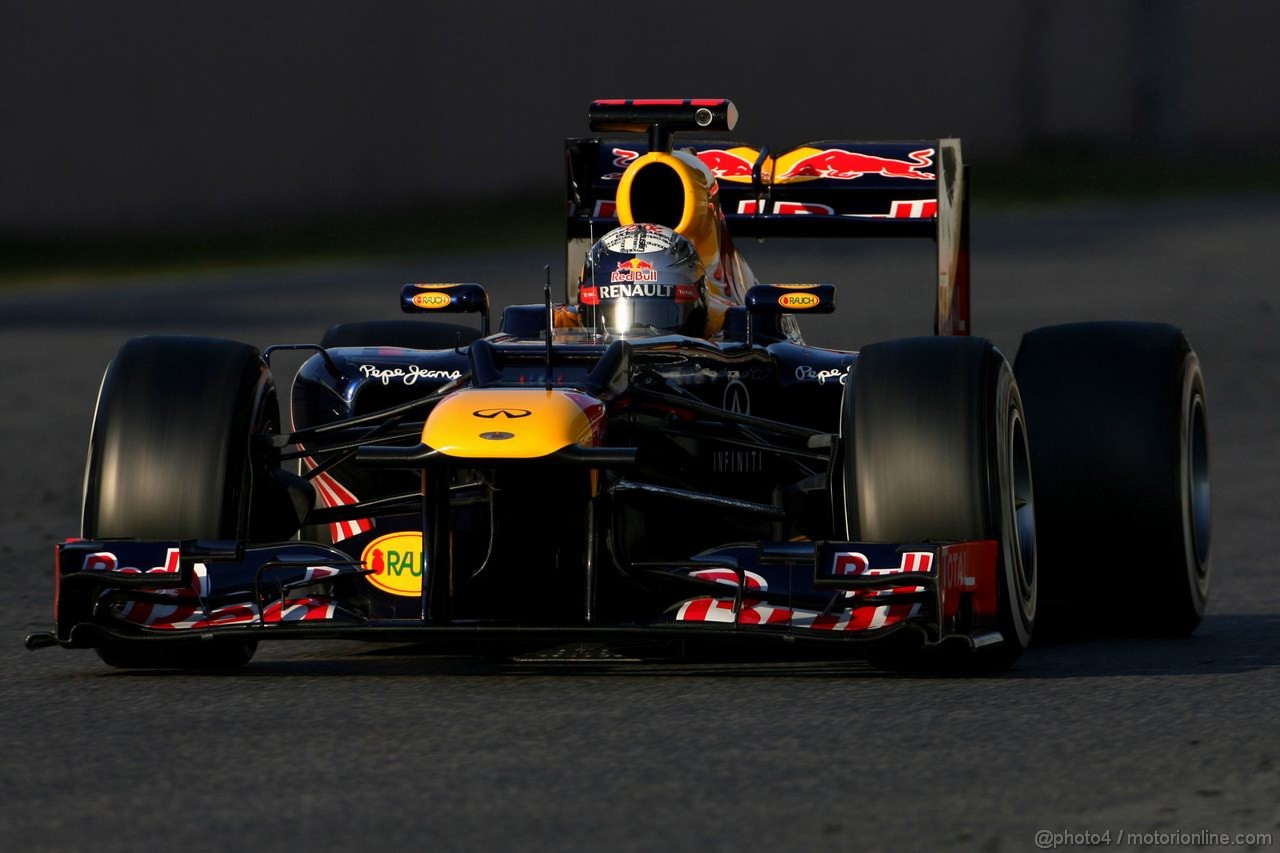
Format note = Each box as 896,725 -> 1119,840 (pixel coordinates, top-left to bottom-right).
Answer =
26,99 -> 1212,671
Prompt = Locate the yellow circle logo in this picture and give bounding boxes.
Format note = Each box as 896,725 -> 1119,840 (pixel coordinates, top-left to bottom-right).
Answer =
778,293 -> 820,309
361,531 -> 424,597
412,293 -> 452,309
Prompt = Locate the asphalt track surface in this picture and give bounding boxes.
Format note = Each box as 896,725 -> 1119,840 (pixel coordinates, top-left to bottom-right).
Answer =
2,198 -> 1278,852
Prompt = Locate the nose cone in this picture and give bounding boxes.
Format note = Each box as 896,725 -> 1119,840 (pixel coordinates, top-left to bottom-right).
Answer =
422,389 -> 604,458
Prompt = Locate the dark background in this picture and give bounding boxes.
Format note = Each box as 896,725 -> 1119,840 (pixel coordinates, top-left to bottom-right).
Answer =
4,0 -> 1279,237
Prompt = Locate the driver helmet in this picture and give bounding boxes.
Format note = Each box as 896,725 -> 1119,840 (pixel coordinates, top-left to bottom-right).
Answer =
578,224 -> 706,337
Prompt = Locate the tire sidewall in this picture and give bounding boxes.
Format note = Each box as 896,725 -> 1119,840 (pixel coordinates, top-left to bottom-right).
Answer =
1178,348 -> 1210,619
991,359 -> 1036,650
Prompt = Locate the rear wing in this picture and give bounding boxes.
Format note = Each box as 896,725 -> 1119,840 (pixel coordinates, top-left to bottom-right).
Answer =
565,100 -> 971,335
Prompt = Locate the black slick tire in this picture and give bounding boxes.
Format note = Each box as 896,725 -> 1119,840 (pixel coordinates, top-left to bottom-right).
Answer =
1014,322 -> 1210,636
842,336 -> 1037,671
81,335 -> 291,668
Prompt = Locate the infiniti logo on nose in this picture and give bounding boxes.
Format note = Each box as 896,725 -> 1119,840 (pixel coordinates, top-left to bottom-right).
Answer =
473,408 -> 532,419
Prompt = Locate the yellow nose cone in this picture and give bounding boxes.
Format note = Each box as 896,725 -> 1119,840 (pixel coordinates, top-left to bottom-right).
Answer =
422,389 -> 605,459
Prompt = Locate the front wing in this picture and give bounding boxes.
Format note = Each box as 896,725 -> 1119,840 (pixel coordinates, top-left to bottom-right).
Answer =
27,538 -> 1005,656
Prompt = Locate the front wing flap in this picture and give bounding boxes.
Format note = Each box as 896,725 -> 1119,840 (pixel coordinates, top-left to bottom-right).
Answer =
38,539 -> 368,647
649,540 -> 1000,648
30,538 -> 1001,654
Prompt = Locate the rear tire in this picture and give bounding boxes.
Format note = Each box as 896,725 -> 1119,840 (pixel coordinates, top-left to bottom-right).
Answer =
82,335 -> 295,668
1015,322 -> 1210,636
321,320 -> 480,350
842,337 -> 1036,671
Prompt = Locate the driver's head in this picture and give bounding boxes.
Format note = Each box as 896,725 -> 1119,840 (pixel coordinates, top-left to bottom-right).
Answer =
578,224 -> 706,337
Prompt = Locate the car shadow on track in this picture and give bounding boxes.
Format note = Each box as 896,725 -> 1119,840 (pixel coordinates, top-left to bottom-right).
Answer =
87,614 -> 1278,680
1021,613 -> 1279,679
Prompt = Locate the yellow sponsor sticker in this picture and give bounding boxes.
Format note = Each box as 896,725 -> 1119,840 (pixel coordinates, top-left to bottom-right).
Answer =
412,293 -> 452,309
361,531 -> 424,597
778,293 -> 821,310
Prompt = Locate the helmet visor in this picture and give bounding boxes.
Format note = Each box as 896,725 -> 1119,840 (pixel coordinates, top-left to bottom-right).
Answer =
590,296 -> 696,337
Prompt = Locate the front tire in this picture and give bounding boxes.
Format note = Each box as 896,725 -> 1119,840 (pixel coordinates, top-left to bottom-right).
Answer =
1015,322 -> 1210,636
842,337 -> 1036,670
82,335 -> 294,668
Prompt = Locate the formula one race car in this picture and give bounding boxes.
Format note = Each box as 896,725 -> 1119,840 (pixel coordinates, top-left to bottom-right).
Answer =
26,99 -> 1211,672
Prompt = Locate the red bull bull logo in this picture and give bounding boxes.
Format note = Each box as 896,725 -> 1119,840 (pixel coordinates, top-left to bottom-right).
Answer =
696,148 -> 758,182
777,147 -> 935,181
602,148 -> 640,180
611,258 -> 658,283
